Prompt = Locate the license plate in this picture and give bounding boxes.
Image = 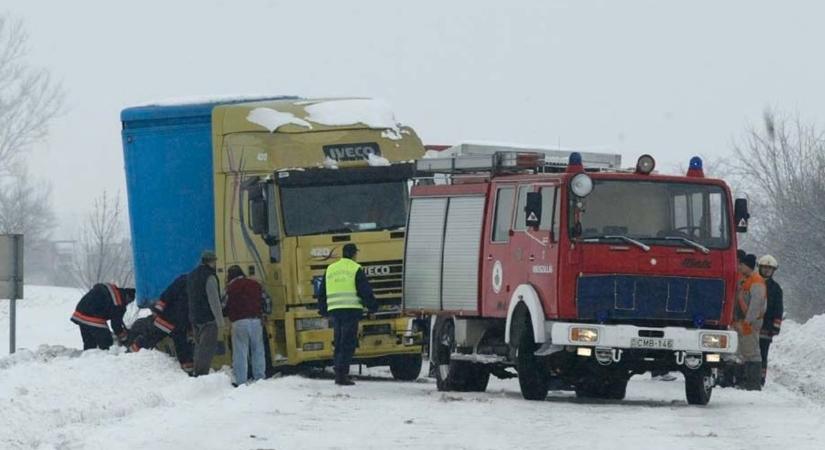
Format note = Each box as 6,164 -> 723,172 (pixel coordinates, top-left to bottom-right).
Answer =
630,337 -> 674,349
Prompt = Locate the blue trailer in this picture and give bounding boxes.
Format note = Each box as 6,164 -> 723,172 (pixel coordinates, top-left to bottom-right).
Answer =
120,96 -> 295,306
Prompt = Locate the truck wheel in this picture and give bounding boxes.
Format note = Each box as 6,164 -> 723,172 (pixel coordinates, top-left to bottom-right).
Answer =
463,365 -> 491,392
515,317 -> 548,401
685,368 -> 713,405
432,319 -> 486,391
433,319 -> 463,391
389,354 -> 423,381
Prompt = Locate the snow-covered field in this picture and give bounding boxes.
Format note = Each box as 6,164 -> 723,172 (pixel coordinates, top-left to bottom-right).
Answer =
1,286 -> 824,450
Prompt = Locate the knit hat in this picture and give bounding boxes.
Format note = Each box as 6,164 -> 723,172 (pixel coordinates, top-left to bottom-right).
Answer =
742,254 -> 757,270
737,249 -> 746,263
201,250 -> 217,263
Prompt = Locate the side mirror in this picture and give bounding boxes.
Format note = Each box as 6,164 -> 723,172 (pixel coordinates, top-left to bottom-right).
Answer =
247,184 -> 268,235
525,192 -> 542,228
734,198 -> 750,233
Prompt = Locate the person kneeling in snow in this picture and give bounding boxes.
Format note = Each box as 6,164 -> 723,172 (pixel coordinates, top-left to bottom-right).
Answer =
127,274 -> 195,373
70,283 -> 136,350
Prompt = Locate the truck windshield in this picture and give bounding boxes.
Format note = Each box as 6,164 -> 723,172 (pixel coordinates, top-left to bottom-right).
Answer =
575,180 -> 730,249
280,182 -> 408,236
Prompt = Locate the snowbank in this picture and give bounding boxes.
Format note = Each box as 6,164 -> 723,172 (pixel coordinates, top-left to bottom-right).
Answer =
768,314 -> 825,403
0,345 -> 230,449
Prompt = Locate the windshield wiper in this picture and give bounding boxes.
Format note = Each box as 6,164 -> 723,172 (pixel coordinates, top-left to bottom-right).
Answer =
582,235 -> 650,252
661,236 -> 710,254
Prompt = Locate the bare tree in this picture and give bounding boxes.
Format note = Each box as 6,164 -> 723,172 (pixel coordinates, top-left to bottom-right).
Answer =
73,191 -> 134,289
729,108 -> 825,321
0,14 -> 64,175
0,162 -> 55,241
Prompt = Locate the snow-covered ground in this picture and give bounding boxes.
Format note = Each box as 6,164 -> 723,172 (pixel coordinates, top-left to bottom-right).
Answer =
1,286 -> 824,450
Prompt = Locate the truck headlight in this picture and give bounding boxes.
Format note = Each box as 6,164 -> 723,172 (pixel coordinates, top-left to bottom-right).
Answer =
296,318 -> 329,331
700,332 -> 728,349
570,326 -> 599,343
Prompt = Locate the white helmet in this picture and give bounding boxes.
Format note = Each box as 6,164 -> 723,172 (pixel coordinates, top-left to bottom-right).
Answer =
758,254 -> 778,268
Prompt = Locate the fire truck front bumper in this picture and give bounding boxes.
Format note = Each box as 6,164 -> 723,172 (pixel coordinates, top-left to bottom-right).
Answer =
543,322 -> 738,363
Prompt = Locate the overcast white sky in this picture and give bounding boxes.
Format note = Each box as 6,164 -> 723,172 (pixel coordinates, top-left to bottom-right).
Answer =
6,0 -> 825,239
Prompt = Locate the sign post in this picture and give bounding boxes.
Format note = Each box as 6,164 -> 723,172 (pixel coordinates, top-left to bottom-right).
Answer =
1,234 -> 24,354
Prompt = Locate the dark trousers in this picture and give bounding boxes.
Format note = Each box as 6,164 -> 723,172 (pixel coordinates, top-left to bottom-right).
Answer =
331,309 -> 361,374
171,327 -> 194,366
80,324 -> 113,350
193,321 -> 218,376
760,338 -> 772,385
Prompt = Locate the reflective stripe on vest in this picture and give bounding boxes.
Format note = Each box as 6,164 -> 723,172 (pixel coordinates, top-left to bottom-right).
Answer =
325,258 -> 363,311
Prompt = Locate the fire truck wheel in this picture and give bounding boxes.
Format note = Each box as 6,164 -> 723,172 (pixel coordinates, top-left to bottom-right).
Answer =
389,354 -> 423,381
432,319 -> 484,391
462,365 -> 491,392
684,368 -> 713,405
515,316 -> 548,401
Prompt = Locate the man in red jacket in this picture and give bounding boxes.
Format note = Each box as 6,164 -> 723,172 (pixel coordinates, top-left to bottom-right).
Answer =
224,265 -> 268,384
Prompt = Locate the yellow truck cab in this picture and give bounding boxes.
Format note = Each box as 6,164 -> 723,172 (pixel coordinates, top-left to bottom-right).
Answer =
212,98 -> 424,379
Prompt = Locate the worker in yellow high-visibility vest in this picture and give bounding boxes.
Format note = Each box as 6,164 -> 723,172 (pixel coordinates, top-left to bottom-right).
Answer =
317,243 -> 378,385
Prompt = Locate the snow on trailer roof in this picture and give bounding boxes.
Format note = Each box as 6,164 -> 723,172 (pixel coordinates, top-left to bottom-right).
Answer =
436,142 -> 623,170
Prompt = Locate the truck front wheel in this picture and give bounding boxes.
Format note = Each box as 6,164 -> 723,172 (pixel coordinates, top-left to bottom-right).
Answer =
389,354 -> 423,381
684,368 -> 714,405
515,317 -> 548,401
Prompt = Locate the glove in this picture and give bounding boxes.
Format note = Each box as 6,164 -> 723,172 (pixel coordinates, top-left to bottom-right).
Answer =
742,322 -> 753,336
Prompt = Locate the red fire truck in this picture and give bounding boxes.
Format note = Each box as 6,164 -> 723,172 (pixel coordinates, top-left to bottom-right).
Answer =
402,143 -> 748,405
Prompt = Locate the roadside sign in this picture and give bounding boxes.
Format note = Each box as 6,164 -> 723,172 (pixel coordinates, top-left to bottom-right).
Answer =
1,234 -> 24,354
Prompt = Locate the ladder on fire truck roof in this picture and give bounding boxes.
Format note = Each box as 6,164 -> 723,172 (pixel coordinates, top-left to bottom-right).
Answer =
416,142 -> 623,174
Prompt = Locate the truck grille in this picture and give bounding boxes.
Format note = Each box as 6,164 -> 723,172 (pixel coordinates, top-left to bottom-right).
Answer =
576,275 -> 724,323
310,259 -> 403,305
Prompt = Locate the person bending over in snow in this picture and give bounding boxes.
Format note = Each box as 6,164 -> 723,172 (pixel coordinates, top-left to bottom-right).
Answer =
127,274 -> 194,373
70,283 -> 136,350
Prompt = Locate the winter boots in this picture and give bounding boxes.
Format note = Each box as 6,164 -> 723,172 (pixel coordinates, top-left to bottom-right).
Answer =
742,362 -> 762,391
335,367 -> 355,386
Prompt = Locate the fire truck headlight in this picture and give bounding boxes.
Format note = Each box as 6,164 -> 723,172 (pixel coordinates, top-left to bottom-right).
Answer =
700,332 -> 728,349
570,326 -> 599,343
570,173 -> 594,197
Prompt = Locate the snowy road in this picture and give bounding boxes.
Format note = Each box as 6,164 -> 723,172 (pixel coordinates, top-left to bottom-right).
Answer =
2,287 -> 824,450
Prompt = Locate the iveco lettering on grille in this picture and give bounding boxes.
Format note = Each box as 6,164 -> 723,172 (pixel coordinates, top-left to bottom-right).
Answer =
323,142 -> 381,161
364,265 -> 391,276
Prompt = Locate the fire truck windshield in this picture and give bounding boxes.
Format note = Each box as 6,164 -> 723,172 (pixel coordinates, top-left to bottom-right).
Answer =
575,180 -> 730,249
280,181 -> 408,236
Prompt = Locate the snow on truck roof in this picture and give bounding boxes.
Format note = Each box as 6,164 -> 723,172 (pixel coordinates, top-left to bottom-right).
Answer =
214,98 -> 409,139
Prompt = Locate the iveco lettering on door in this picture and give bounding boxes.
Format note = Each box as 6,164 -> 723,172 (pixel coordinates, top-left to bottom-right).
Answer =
323,142 -> 381,161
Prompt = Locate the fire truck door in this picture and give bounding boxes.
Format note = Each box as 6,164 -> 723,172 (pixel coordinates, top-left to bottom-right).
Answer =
525,184 -> 560,318
481,184 -> 517,318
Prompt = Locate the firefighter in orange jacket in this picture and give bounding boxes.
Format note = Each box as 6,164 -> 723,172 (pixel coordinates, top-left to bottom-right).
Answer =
70,284 -> 136,350
733,254 -> 767,390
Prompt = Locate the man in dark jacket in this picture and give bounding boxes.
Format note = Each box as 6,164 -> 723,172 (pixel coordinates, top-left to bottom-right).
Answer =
758,254 -> 784,387
187,251 -> 224,376
317,243 -> 378,386
70,283 -> 136,350
128,274 -> 194,372
224,265 -> 268,384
